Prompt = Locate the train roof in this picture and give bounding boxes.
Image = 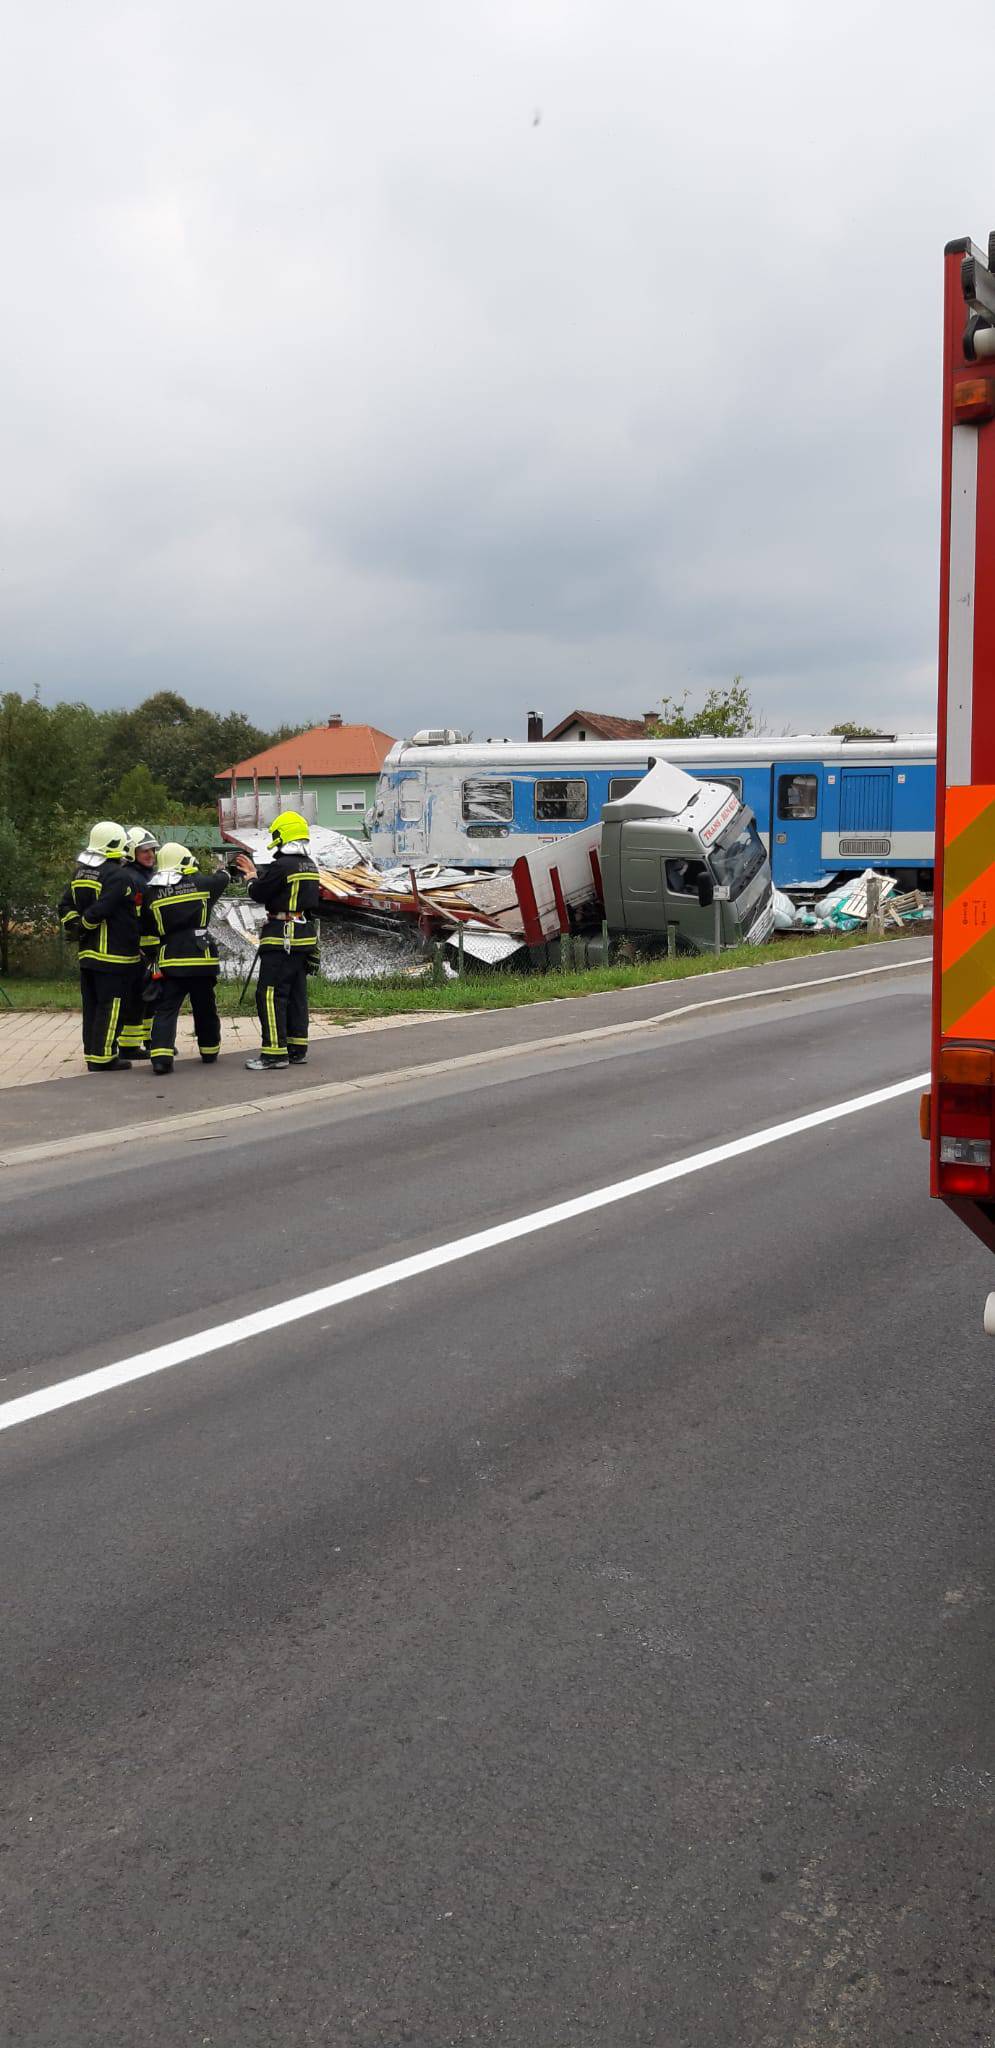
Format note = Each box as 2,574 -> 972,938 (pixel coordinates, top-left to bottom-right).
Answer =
385,734 -> 936,769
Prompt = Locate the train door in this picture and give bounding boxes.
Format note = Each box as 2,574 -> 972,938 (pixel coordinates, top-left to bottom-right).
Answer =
394,769 -> 429,860
836,767 -> 894,865
771,763 -> 823,884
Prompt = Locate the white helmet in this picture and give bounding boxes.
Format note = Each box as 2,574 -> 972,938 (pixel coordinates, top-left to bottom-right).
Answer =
156,841 -> 198,877
86,820 -> 127,859
125,826 -> 159,858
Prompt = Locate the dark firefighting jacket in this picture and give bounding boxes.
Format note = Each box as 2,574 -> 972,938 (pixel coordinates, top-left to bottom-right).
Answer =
247,850 -> 321,953
119,859 -> 159,962
58,856 -> 141,970
143,869 -> 229,976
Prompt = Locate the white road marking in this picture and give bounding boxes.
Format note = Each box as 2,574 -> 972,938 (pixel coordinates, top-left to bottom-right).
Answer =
0,1071 -> 929,1438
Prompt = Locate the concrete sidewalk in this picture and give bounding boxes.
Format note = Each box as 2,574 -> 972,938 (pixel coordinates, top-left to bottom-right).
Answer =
0,1005 -> 435,1090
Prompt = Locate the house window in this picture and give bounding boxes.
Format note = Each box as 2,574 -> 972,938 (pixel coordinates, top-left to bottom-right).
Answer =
534,778 -> 588,822
461,778 -> 514,822
337,789 -> 366,813
777,773 -> 818,821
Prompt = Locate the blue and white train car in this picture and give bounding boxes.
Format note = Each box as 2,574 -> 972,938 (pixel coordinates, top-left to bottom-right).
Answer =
368,733 -> 937,891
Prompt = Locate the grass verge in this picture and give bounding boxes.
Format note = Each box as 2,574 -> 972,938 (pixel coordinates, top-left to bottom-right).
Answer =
0,929 -> 922,1021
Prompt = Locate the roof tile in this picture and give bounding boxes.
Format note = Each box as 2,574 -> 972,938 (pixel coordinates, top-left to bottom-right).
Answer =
218,723 -> 396,780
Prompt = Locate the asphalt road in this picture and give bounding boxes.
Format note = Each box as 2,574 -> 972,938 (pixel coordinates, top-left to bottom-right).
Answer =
1,958 -> 992,2046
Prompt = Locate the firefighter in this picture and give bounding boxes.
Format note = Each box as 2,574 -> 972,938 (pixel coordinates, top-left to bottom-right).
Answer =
118,827 -> 160,1059
235,810 -> 320,1071
143,843 -> 230,1074
57,820 -> 141,1072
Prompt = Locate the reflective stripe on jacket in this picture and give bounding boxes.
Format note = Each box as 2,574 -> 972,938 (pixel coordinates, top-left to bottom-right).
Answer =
247,851 -> 320,949
143,870 -> 229,975
59,857 -> 141,968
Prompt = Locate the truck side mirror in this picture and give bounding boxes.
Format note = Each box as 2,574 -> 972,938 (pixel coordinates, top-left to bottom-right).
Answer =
696,872 -> 714,908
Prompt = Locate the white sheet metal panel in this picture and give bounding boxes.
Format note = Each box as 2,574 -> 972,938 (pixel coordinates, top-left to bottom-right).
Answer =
945,423 -> 979,786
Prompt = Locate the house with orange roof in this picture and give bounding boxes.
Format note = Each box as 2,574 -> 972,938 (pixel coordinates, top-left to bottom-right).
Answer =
216,715 -> 395,835
540,709 -> 657,743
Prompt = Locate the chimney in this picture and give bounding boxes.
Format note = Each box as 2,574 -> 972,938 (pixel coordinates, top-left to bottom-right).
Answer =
328,713 -> 343,727
527,710 -> 544,743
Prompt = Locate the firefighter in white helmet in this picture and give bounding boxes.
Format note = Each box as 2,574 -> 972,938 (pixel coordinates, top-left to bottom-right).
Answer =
143,843 -> 230,1074
235,810 -> 320,1069
117,827 -> 160,1058
57,821 -> 141,1071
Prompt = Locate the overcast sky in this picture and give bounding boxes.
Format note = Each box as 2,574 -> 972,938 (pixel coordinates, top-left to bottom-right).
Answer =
3,0 -> 994,739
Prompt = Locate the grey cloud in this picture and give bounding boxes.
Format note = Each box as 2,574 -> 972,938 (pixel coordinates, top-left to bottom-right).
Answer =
0,0 -> 988,738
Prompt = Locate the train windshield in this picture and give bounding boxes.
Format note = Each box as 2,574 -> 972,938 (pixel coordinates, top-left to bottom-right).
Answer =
709,813 -> 767,896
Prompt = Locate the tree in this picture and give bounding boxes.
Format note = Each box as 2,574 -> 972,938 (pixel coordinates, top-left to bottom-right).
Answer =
829,721 -> 889,739
109,762 -> 174,822
97,693 -> 280,808
0,806 -> 83,975
647,677 -> 756,739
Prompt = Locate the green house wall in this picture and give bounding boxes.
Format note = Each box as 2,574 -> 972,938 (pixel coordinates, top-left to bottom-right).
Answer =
230,774 -> 376,834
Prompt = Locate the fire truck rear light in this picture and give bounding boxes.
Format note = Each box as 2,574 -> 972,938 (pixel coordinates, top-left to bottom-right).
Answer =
953,376 -> 995,422
940,1136 -> 991,1166
936,1040 -> 995,1193
938,1045 -> 995,1085
919,1092 -> 931,1139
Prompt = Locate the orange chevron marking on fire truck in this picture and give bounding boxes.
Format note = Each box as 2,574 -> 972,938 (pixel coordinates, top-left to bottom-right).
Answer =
941,786 -> 995,1033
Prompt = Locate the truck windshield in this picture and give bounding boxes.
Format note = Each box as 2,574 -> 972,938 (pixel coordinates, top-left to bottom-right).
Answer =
709,813 -> 766,896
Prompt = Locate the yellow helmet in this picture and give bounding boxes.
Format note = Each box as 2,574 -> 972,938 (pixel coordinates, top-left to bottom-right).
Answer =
157,841 -> 198,875
268,809 -> 310,850
87,820 -> 127,858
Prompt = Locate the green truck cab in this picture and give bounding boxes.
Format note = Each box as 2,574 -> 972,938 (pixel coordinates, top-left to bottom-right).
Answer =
600,759 -> 774,953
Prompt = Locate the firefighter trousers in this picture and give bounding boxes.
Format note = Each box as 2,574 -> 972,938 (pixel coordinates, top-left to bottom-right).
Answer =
256,952 -> 310,1063
117,962 -> 151,1057
149,973 -> 222,1064
79,966 -> 131,1069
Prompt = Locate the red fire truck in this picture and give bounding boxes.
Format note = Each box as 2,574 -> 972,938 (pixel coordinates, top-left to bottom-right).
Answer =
924,231 -> 995,1319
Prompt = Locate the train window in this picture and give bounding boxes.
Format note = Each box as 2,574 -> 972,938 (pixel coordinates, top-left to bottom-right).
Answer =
399,782 -> 423,822
777,773 -> 818,821
535,778 -> 588,822
461,778 -> 514,823
708,774 -> 743,800
608,776 -> 642,800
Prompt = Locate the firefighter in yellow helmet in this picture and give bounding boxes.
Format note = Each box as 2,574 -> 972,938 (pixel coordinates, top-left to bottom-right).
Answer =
234,810 -> 320,1070
57,821 -> 141,1072
143,843 -> 230,1074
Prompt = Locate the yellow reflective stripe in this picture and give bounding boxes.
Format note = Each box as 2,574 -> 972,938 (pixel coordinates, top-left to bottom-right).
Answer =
102,998 -> 121,1063
77,950 -> 141,964
262,984 -> 286,1053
